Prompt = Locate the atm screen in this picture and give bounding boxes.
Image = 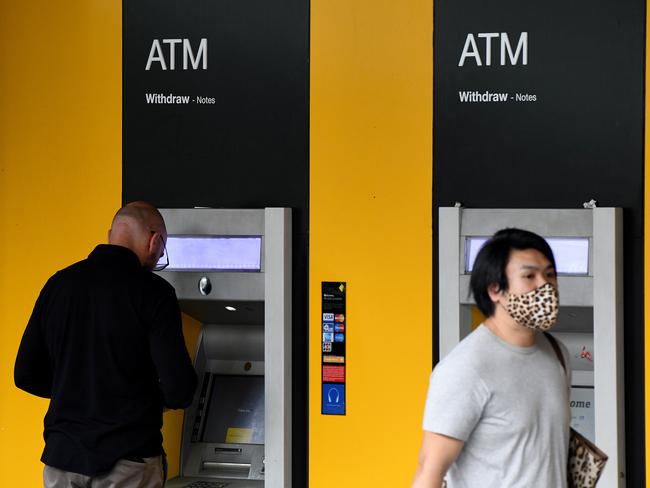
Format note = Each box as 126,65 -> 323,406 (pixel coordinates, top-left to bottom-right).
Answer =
202,374 -> 264,445
465,236 -> 590,275
157,236 -> 262,271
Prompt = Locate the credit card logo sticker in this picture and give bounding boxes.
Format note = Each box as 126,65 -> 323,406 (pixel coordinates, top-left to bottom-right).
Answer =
322,342 -> 332,352
322,323 -> 334,333
334,333 -> 345,342
335,314 -> 345,323
335,324 -> 345,333
323,313 -> 335,322
323,332 -> 334,343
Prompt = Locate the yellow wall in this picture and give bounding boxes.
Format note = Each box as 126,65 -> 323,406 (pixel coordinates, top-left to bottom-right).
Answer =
0,2 -> 121,484
309,0 -> 433,485
0,2 -> 190,483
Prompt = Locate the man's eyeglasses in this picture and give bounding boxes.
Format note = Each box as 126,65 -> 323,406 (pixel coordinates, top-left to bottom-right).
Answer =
151,230 -> 169,271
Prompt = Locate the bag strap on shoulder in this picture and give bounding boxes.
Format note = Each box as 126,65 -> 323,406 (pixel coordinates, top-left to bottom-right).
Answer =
543,331 -> 566,373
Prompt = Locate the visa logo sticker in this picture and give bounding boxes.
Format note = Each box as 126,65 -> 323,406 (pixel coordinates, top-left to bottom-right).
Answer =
323,313 -> 335,322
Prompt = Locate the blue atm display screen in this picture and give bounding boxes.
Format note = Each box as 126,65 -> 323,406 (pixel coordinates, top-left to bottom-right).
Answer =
157,236 -> 262,271
465,237 -> 590,275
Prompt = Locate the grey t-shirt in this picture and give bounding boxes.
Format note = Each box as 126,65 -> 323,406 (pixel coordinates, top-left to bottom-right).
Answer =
423,325 -> 571,488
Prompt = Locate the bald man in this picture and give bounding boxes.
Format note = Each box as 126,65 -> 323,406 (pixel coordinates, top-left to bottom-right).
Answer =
14,202 -> 198,488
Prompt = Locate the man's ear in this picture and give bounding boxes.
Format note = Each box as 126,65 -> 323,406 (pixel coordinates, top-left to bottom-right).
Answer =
487,283 -> 503,303
147,232 -> 158,253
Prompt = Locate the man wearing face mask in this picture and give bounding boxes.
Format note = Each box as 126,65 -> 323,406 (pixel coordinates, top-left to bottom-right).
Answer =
14,202 -> 198,488
411,228 -> 570,488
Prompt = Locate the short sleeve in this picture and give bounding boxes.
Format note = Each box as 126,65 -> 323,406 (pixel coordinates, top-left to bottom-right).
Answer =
422,359 -> 489,441
14,278 -> 54,398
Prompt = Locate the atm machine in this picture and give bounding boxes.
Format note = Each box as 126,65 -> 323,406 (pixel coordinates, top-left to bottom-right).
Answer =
157,208 -> 292,488
438,207 -> 625,487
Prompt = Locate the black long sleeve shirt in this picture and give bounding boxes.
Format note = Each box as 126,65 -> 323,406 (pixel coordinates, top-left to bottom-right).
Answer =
14,244 -> 198,476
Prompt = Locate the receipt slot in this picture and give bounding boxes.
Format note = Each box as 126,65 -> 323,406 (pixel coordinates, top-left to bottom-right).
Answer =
158,208 -> 292,488
439,207 -> 625,487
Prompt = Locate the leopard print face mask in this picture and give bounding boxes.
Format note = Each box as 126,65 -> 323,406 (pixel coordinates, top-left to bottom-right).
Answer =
505,282 -> 559,331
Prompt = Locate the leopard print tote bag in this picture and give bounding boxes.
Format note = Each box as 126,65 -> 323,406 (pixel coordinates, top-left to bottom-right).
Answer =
545,332 -> 608,487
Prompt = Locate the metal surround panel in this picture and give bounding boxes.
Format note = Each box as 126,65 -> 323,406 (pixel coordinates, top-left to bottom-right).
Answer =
158,208 -> 292,488
161,273 -> 264,303
160,209 -> 265,236
439,207 -> 625,487
593,207 -> 625,487
459,208 -> 593,237
263,208 -> 292,488
439,207 -> 461,360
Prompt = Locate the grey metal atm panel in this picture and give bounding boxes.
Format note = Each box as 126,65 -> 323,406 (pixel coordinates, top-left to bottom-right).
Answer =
160,209 -> 266,308
438,207 -> 625,487
159,208 -> 291,488
182,325 -> 265,483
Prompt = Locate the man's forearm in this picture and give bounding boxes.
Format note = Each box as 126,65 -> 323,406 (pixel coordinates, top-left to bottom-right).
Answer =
411,462 -> 445,488
411,432 -> 461,488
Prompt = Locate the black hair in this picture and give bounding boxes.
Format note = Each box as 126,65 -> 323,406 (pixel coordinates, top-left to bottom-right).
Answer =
469,228 -> 556,317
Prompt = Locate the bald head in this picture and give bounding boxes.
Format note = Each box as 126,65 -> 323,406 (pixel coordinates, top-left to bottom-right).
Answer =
108,202 -> 167,270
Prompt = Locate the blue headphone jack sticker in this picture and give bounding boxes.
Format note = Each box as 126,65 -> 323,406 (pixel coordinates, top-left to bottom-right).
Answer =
322,383 -> 346,415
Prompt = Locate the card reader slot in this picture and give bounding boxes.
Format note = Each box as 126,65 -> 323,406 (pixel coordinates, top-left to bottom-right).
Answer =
214,447 -> 242,454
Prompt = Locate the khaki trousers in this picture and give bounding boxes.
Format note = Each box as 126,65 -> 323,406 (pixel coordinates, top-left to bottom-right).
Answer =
43,456 -> 165,488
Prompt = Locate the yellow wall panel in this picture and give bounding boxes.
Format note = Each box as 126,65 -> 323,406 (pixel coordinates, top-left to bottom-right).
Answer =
0,2 -> 191,478
310,0 -> 433,485
0,2 -> 122,484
